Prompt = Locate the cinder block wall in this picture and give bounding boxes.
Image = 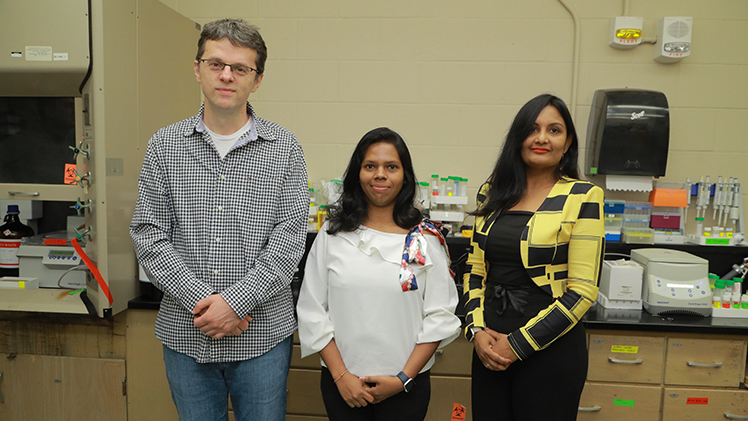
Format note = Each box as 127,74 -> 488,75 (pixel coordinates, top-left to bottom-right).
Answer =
160,0 -> 748,216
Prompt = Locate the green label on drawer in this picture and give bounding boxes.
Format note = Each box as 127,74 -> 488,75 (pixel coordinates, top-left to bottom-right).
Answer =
611,345 -> 638,354
613,399 -> 635,407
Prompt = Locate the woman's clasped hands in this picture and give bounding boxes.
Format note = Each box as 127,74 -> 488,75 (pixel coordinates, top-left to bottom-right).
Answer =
474,327 -> 517,371
335,371 -> 374,408
336,371 -> 407,407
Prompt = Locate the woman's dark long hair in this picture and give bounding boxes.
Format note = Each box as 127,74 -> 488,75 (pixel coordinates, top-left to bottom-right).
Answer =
327,127 -> 422,234
474,94 -> 580,217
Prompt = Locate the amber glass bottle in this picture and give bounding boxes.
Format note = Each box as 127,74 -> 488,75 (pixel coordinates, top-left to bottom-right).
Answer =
0,205 -> 35,277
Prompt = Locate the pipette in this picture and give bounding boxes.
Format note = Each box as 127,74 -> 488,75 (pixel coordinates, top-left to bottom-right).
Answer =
717,177 -> 735,227
704,176 -> 711,217
719,177 -> 732,226
696,176 -> 705,218
730,180 -> 741,228
713,176 -> 722,220
684,177 -> 691,221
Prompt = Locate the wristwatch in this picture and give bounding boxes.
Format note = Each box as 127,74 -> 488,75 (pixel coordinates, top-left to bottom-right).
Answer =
396,371 -> 415,393
469,326 -> 484,342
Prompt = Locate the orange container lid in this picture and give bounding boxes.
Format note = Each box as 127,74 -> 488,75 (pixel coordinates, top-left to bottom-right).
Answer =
648,188 -> 688,207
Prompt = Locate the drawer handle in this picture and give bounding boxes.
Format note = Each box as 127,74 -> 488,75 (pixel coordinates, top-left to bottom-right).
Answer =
724,414 -> 748,419
435,350 -> 444,355
0,371 -> 4,404
608,357 -> 644,364
8,191 -> 40,196
686,361 -> 722,368
578,405 -> 602,412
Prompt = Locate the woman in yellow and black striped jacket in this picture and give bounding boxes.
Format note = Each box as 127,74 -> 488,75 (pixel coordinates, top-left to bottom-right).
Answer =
464,94 -> 605,421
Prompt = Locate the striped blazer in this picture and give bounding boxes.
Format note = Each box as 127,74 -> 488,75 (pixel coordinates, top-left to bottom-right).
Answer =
463,177 -> 605,360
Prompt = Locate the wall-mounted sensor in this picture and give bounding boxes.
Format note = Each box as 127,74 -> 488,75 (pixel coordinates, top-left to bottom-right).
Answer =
610,16 -> 644,49
654,17 -> 692,63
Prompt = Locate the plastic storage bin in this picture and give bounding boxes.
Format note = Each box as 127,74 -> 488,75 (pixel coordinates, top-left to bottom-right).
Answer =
651,207 -> 682,229
623,227 -> 655,244
604,214 -> 623,242
604,200 -> 626,214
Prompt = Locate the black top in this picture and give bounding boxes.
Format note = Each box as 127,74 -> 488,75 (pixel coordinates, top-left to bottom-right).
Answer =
484,211 -> 553,333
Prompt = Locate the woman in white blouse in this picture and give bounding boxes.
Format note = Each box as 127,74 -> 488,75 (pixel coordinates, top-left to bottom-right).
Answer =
297,127 -> 461,421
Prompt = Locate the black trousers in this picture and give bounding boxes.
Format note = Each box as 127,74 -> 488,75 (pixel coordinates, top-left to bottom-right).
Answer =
471,323 -> 588,421
320,366 -> 431,421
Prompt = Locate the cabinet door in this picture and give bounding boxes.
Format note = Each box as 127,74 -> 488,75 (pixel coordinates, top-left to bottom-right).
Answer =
125,309 -> 179,421
578,382 -> 661,421
587,334 -> 666,384
663,387 -> 748,420
0,353 -> 126,420
431,334 -> 472,376
286,368 -> 327,417
665,338 -> 747,387
425,375 -> 471,421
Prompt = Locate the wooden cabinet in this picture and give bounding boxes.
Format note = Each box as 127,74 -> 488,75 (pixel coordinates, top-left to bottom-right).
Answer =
426,335 -> 473,421
578,382 -> 662,421
664,338 -> 746,387
587,333 -> 666,384
125,309 -> 178,421
583,329 -> 748,421
662,387 -> 748,420
287,368 -> 327,417
0,353 -> 126,420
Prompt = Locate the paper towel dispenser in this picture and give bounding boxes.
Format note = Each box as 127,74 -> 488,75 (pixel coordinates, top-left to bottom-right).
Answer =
585,89 -> 669,177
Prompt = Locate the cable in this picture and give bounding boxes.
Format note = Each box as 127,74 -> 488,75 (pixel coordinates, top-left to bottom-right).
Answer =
57,264 -> 88,288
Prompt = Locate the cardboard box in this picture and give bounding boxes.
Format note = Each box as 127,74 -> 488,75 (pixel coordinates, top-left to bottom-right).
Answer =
596,292 -> 643,310
0,277 -> 39,289
601,259 -> 644,301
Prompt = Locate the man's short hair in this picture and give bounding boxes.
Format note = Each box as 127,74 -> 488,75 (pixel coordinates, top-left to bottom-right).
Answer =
196,18 -> 267,76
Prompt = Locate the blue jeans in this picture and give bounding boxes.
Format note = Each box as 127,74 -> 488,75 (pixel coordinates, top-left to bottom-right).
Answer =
163,335 -> 293,421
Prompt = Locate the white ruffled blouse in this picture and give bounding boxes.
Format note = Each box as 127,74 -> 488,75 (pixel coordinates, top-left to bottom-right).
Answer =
297,222 -> 461,377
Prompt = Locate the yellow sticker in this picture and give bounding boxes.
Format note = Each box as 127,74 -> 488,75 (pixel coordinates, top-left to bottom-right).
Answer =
611,345 -> 638,353
19,281 -> 25,289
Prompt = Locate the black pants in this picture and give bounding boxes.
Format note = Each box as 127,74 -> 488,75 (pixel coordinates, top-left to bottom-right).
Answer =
320,366 -> 431,421
471,323 -> 588,421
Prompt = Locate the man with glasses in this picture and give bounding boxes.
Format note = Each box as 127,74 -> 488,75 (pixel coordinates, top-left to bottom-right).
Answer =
130,18 -> 308,421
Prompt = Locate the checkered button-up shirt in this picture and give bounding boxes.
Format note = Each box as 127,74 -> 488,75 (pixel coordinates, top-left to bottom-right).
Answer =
130,103 -> 308,363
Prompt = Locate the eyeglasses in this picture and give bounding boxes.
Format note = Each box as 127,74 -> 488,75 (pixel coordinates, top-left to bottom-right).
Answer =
198,59 -> 258,77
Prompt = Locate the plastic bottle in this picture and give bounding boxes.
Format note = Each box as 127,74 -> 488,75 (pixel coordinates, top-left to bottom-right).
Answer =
317,205 -> 327,232
451,177 -> 460,197
439,177 -> 448,197
419,182 -> 430,210
712,280 -> 724,308
0,205 -> 35,278
431,174 -> 439,197
742,294 -> 748,310
460,177 -> 468,197
308,186 -> 318,233
722,280 -> 734,309
694,217 -> 704,236
708,273 -> 719,291
732,278 -> 743,309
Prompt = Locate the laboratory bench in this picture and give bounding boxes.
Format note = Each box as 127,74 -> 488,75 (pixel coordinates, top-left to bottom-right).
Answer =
123,237 -> 748,421
123,302 -> 748,421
